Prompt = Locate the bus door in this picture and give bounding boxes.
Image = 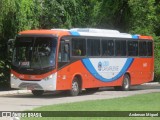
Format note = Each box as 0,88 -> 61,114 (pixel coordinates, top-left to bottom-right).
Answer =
58,38 -> 70,68
57,38 -> 71,90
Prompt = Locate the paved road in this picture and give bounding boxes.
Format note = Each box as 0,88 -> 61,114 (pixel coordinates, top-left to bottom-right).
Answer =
0,83 -> 160,111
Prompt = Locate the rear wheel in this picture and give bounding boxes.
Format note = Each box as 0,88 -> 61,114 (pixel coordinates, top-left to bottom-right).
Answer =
69,77 -> 80,96
122,74 -> 130,91
114,74 -> 130,91
32,90 -> 44,96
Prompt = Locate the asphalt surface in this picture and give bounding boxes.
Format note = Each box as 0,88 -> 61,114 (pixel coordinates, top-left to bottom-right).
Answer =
0,83 -> 159,112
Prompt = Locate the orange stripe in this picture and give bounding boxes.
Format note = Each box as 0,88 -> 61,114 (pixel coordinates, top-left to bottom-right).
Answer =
19,30 -> 70,36
139,36 -> 153,40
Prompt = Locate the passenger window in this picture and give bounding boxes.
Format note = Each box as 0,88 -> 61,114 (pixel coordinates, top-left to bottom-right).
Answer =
147,41 -> 153,56
139,41 -> 147,56
87,39 -> 100,56
115,40 -> 126,56
72,38 -> 86,56
128,41 -> 138,56
102,40 -> 114,56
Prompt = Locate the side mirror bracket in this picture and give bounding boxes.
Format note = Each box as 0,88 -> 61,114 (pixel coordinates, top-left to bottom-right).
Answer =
7,39 -> 15,55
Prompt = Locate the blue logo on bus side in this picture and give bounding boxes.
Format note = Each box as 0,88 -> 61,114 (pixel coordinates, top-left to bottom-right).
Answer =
98,61 -> 111,71
98,62 -> 102,71
98,61 -> 120,72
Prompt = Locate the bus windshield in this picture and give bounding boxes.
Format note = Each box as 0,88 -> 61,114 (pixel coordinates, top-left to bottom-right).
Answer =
12,36 -> 57,69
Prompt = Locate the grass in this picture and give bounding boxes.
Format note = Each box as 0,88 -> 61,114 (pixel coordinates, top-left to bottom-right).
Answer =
22,92 -> 160,120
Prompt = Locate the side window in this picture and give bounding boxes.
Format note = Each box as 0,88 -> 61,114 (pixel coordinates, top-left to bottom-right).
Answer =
72,38 -> 86,56
58,40 -> 70,62
102,40 -> 107,56
128,41 -> 138,56
139,41 -> 147,56
147,41 -> 153,56
87,39 -> 100,56
121,41 -> 127,56
102,40 -> 114,56
115,40 -> 126,56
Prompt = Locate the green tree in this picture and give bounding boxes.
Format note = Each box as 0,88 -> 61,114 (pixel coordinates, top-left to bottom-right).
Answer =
15,0 -> 40,31
155,0 -> 160,36
84,0 -> 130,32
71,0 -> 91,27
0,0 -> 2,36
1,0 -> 160,87
154,0 -> 160,81
128,0 -> 157,35
0,0 -> 41,88
39,0 -> 89,28
128,0 -> 160,81
39,0 -> 65,28
0,0 -> 17,88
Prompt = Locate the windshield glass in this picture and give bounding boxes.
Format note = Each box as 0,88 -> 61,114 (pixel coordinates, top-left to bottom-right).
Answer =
12,36 -> 57,69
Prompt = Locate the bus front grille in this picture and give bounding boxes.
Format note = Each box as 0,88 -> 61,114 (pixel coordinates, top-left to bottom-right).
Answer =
19,83 -> 43,90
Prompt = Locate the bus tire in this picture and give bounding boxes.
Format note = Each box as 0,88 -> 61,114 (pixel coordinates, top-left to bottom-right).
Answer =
114,74 -> 130,91
122,74 -> 130,91
32,90 -> 44,96
69,77 -> 80,96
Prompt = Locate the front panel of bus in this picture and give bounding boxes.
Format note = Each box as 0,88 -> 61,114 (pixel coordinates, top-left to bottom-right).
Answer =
10,35 -> 58,91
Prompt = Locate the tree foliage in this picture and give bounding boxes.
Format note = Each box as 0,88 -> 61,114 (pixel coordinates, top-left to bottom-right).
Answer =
128,0 -> 157,35
0,0 -> 160,88
90,0 -> 130,31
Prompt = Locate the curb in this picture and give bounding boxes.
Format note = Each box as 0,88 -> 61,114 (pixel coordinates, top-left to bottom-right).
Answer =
0,82 -> 159,96
0,90 -> 31,96
142,82 -> 159,85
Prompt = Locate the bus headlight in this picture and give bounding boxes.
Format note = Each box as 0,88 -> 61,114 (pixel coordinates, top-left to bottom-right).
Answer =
11,74 -> 18,80
44,74 -> 53,81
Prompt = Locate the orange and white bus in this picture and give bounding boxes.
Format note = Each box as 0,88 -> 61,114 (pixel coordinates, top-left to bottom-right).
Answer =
10,28 -> 154,96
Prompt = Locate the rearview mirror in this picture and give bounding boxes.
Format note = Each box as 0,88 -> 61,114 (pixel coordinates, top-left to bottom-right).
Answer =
7,39 -> 15,55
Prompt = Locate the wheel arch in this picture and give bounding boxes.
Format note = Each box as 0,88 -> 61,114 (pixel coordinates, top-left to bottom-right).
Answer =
125,72 -> 131,83
72,74 -> 83,90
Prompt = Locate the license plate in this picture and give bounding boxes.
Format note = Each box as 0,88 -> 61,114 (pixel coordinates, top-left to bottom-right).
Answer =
20,61 -> 30,66
27,86 -> 34,90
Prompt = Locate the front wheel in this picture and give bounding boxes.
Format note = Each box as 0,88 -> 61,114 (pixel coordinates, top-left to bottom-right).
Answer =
114,74 -> 130,91
69,77 -> 80,96
32,90 -> 44,96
